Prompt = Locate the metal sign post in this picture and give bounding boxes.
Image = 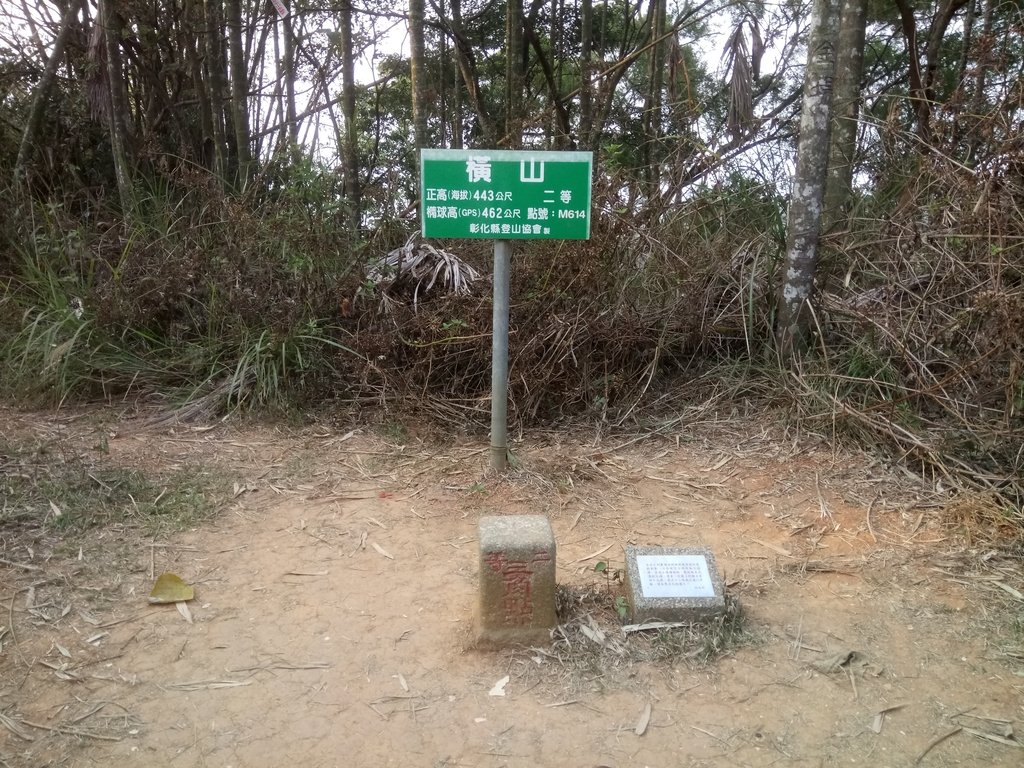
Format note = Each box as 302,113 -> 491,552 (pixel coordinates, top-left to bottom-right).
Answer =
490,240 -> 511,470
419,149 -> 593,470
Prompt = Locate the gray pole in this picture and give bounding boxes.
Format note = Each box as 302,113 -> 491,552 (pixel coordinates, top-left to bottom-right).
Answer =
490,240 -> 511,470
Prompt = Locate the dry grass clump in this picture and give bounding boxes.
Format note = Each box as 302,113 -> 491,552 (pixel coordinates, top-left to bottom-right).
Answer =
502,583 -> 749,693
940,492 -> 1024,548
0,436 -> 219,534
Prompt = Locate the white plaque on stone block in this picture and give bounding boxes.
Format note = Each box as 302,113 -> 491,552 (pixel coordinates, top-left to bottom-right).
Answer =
636,555 -> 715,598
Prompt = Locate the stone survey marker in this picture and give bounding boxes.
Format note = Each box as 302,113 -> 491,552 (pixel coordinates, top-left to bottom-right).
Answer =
624,546 -> 726,622
476,515 -> 557,646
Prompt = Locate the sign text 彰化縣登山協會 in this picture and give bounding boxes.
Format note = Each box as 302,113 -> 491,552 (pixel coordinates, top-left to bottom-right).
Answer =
420,149 -> 592,240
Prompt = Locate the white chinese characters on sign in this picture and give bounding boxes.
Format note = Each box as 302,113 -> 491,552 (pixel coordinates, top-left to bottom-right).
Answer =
426,188 -> 474,203
466,156 -> 492,183
520,160 -> 544,183
470,223 -> 549,235
425,206 -> 459,219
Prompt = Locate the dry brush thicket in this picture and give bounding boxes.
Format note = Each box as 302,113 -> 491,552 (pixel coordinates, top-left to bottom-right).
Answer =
353,154 -> 1024,516
1,139 -> 1022,521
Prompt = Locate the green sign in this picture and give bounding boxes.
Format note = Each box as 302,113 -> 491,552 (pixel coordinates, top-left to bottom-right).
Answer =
420,149 -> 593,240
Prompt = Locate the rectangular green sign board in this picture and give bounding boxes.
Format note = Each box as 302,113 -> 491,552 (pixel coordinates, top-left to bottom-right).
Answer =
420,149 -> 593,240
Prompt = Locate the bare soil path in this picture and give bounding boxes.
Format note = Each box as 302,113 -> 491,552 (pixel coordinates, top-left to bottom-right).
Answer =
1,408 -> 1022,767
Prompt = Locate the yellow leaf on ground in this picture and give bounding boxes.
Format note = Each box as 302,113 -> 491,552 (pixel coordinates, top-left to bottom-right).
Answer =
149,573 -> 195,604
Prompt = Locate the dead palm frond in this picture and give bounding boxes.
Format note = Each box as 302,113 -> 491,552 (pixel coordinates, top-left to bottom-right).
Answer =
364,234 -> 482,312
86,13 -> 110,124
723,15 -> 763,138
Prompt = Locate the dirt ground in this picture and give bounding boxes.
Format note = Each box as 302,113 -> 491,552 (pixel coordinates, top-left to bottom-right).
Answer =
1,407 -> 1023,767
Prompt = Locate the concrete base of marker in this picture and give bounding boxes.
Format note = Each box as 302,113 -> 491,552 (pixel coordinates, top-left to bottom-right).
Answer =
476,515 -> 557,647
623,546 -> 726,623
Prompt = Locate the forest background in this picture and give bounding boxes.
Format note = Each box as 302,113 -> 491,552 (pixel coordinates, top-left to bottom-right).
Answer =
0,0 -> 1021,520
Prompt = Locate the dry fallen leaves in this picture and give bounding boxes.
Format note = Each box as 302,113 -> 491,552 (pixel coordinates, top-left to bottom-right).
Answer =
175,601 -> 193,623
635,702 -> 652,736
488,675 -> 510,696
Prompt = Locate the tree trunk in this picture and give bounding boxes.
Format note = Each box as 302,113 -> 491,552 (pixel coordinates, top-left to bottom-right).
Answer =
204,0 -> 228,180
549,0 -> 562,147
894,0 -> 968,142
283,11 -> 297,145
775,0 -> 840,359
449,0 -> 463,148
183,0 -> 216,169
922,0 -> 970,111
966,0 -> 994,163
339,0 -> 361,233
18,0 -> 47,60
643,0 -> 667,199
247,13 -> 272,160
505,0 -> 524,146
823,0 -> 867,230
14,0 -> 85,183
101,0 -> 135,209
410,0 -> 429,150
447,0 -> 495,144
971,0 -> 993,112
437,0 -> 448,145
524,0 -> 570,144
224,0 -> 252,187
579,0 -> 592,147
269,16 -> 284,147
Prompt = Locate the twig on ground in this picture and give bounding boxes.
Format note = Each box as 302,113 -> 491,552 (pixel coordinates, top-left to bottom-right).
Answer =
866,494 -> 879,543
21,719 -> 122,742
915,726 -> 962,764
0,558 -> 42,572
0,711 -> 34,741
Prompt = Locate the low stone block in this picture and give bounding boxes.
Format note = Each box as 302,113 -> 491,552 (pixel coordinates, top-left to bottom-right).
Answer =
623,546 -> 726,623
476,515 -> 557,647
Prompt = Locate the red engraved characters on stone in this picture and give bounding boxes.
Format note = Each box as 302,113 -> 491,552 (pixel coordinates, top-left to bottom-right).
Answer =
484,551 -> 507,573
502,560 -> 533,623
485,550 -> 550,626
